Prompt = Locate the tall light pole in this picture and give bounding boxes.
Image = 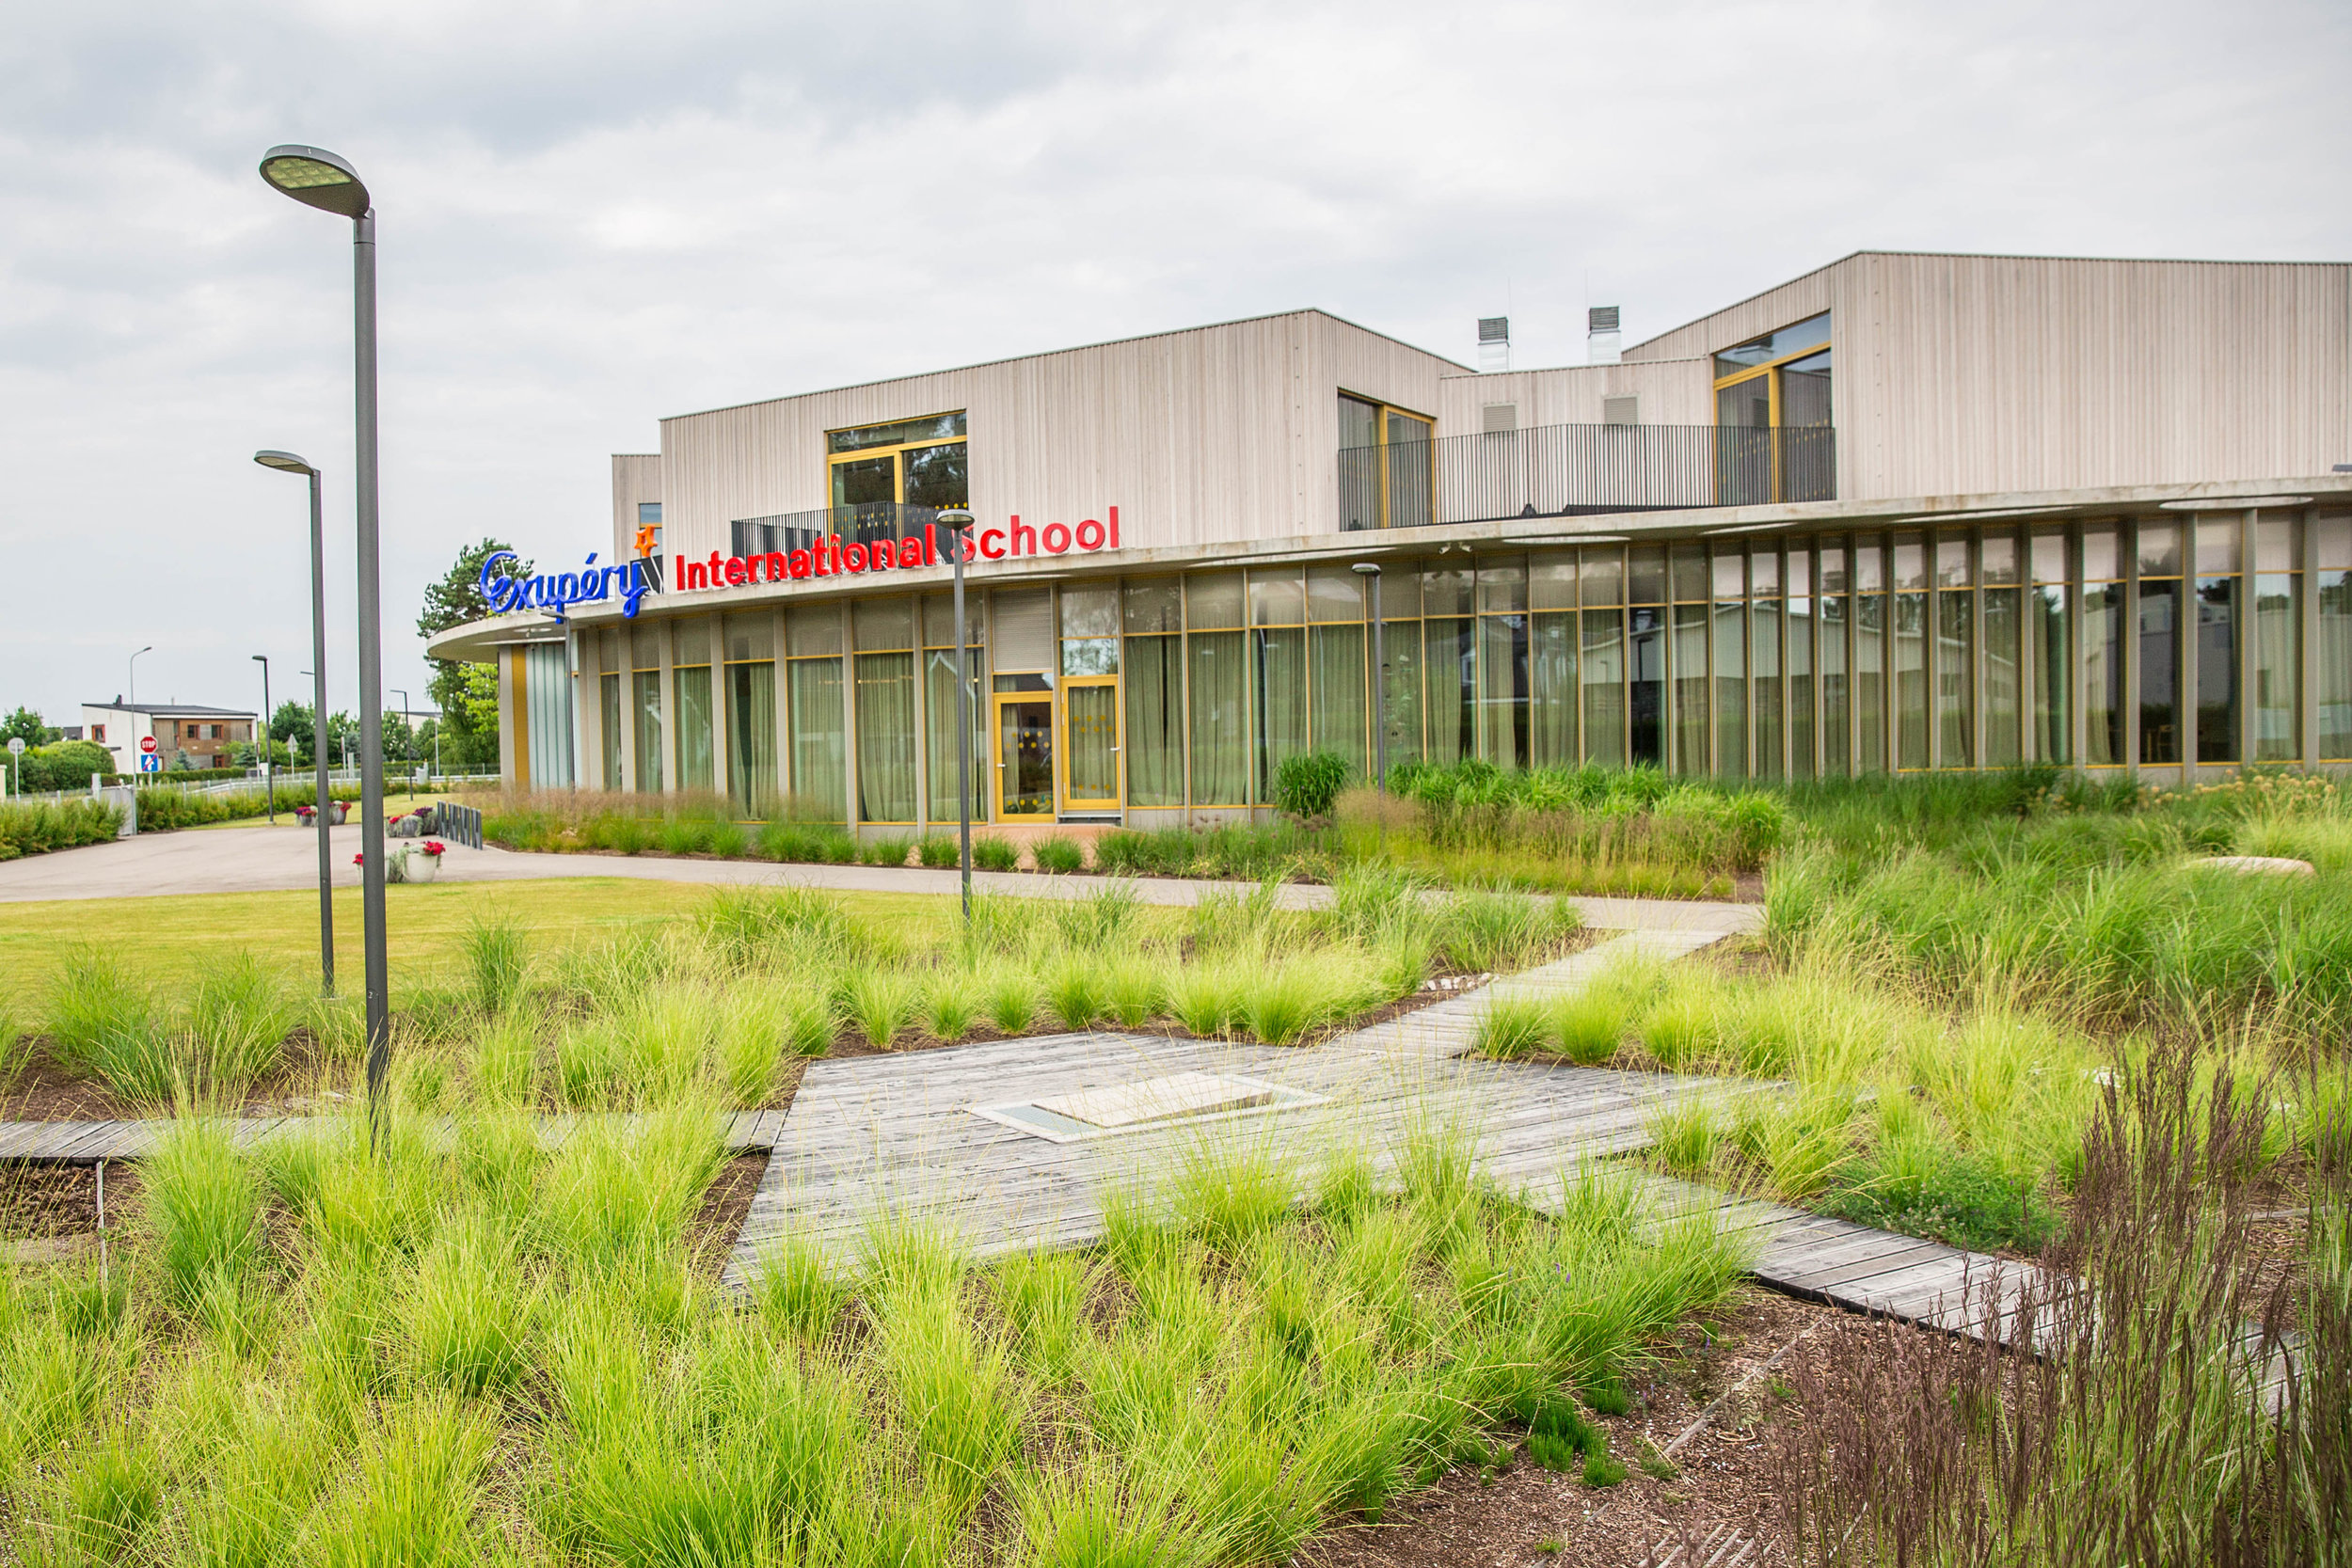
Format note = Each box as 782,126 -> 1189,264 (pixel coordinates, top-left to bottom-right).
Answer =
251,655 -> 273,824
263,455 -> 333,995
937,509 -> 977,925
128,645 -> 153,707
260,143 -> 386,1146
1353,562 -> 1387,791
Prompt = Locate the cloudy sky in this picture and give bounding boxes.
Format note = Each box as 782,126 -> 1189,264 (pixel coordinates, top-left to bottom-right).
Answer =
2,0 -> 2346,728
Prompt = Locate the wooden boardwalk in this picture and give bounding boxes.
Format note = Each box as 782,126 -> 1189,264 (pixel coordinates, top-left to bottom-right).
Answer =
723,924 -> 2054,1350
0,1108 -> 789,1164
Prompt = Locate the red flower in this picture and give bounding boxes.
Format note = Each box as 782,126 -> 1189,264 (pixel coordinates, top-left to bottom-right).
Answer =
352,853 -> 365,866
421,840 -> 447,857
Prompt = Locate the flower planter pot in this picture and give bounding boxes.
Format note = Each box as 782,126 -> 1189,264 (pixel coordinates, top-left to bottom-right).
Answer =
407,854 -> 440,883
328,801 -> 349,826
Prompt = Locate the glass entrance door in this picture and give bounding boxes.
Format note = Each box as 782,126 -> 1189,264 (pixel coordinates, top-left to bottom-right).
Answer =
994,696 -> 1055,820
1062,678 -> 1120,811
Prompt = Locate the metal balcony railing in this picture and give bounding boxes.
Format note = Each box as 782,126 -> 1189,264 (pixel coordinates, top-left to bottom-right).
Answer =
1338,420 -> 1836,531
733,500 -> 946,560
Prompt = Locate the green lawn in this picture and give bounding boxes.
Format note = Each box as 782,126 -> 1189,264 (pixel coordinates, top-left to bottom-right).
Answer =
0,878 -> 964,1000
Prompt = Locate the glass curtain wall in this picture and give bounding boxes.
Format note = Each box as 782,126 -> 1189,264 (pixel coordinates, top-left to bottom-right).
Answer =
600,670 -> 623,789
1307,566 -> 1369,773
1121,579 -> 1184,807
1820,538 -> 1850,776
2194,518 -> 2240,764
675,620 -> 714,794
1981,533 -> 2022,768
723,611 -> 776,816
1529,553 -> 1577,768
854,598 -> 918,822
1788,542 -> 1814,778
921,592 -> 987,821
1060,584 -> 1121,807
786,605 -> 846,822
1424,565 -> 1475,766
1934,533 -> 1973,768
1581,548 -> 1627,768
1379,569 -> 1423,772
1479,561 -> 1529,768
1893,532 -> 1928,769
2139,521 -> 2183,765
1854,536 -> 1885,773
1710,546 -> 1745,776
2030,527 -> 2072,765
2322,513 -> 2352,761
631,622 -> 663,794
1671,544 -> 1708,774
1186,573 -> 1248,805
2084,525 -> 2127,767
2254,517 -> 2300,763
1251,570 -> 1308,801
1752,546 -> 1781,780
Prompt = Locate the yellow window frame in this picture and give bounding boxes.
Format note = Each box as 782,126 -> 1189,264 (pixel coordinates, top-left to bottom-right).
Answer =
824,410 -> 968,515
1341,392 -> 1438,531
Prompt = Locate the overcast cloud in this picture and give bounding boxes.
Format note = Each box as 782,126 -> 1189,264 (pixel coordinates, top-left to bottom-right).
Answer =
2,0 -> 2346,725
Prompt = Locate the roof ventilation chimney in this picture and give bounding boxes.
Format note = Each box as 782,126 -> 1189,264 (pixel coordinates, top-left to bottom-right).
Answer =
1477,316 -> 1510,373
1587,306 -> 1622,365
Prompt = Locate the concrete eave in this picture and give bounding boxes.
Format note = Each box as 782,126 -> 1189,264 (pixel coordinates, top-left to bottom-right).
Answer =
448,472 -> 2352,646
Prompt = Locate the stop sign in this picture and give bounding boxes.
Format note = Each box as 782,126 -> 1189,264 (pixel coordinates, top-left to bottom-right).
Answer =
138,736 -> 158,754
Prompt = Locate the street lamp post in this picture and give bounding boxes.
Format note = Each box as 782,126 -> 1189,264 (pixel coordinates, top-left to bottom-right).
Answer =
1352,563 -> 1386,791
937,509 -> 977,925
251,655 -> 273,824
128,645 -> 153,708
260,143 -> 387,1146
259,454 -> 334,996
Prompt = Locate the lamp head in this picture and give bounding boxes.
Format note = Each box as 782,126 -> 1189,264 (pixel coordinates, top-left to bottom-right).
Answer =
254,450 -> 316,477
1350,562 -> 1382,577
935,508 -> 977,530
258,145 -> 370,219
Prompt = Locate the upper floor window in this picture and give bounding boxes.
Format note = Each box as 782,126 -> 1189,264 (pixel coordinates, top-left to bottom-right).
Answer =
1712,312 -> 1834,504
1337,393 -> 1435,531
827,412 -> 967,515
91,724 -> 105,742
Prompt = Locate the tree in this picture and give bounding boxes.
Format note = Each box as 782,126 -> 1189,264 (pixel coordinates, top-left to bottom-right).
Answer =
230,738 -> 294,768
325,710 -> 360,769
270,700 -> 314,759
419,538 -> 526,775
2,707 -> 57,749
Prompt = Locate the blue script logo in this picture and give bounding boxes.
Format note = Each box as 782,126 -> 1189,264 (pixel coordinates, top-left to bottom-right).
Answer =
480,551 -> 654,622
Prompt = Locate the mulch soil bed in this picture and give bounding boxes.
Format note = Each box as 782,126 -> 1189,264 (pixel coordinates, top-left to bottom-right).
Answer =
1300,1284 -> 1866,1568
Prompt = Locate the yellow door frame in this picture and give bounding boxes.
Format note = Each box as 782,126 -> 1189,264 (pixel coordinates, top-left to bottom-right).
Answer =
1059,673 -> 1121,812
992,691 -> 1057,823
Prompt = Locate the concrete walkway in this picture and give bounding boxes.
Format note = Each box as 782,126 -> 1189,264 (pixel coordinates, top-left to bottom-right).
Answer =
0,823 -> 1762,935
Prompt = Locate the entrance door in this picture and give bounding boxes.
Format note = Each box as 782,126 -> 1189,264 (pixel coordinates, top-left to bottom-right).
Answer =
994,696 -> 1055,820
1062,677 -> 1120,812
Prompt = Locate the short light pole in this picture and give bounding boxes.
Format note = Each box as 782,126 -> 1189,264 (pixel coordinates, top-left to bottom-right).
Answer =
251,655 -> 274,823
261,142 -> 388,1148
265,457 -> 334,996
938,508 -> 978,925
128,645 -> 153,708
1352,562 -> 1387,791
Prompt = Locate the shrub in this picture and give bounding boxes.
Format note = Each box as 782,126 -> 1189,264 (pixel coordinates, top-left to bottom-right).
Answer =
460,915 -> 529,1016
1476,996 -> 1549,1060
973,836 -> 1021,872
1274,750 -> 1353,821
1032,834 -> 1085,874
861,834 -> 913,868
916,834 -> 960,868
0,798 -> 121,860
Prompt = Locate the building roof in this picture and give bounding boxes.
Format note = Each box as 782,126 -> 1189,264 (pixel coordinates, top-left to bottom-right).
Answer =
82,702 -> 257,718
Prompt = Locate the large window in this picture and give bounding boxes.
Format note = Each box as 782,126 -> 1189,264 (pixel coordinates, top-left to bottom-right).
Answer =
1336,393 -> 1435,531
1186,573 -> 1248,805
2253,515 -> 2299,763
2321,512 -> 2352,761
786,605 -> 846,822
1252,571 -> 1308,801
2084,525 -> 2126,767
922,591 -> 987,821
1934,533 -> 1974,768
2030,527 -> 2071,765
630,622 -> 663,794
1123,580 -> 1184,808
724,611 -> 776,817
675,619 -> 714,794
854,598 -> 918,823
2138,520 -> 2183,766
2195,517 -> 2241,765
826,413 -> 968,542
1308,566 -> 1370,773
1713,311 -> 1833,504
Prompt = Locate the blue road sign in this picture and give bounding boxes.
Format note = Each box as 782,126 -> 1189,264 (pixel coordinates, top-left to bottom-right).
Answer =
137,753 -> 162,773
